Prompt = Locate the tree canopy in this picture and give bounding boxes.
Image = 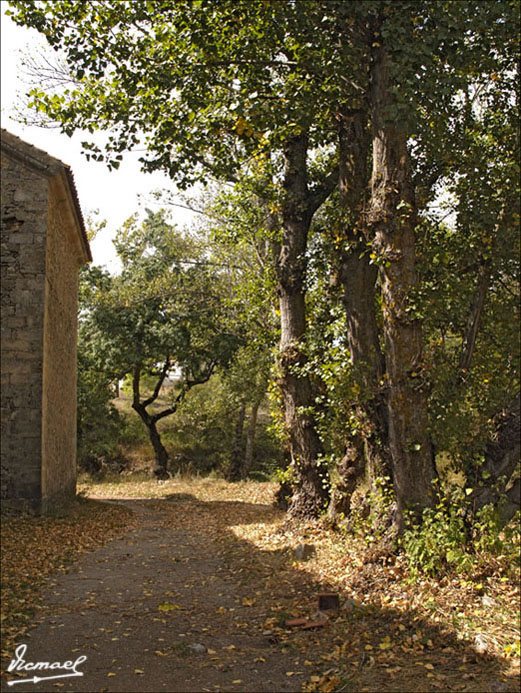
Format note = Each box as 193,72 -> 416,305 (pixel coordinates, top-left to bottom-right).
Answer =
9,0 -> 519,527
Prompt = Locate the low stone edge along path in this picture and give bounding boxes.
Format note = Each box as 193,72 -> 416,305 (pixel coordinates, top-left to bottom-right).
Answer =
1,498 -> 312,693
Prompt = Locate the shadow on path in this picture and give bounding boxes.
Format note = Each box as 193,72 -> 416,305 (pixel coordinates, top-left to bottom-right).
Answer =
1,492 -> 518,693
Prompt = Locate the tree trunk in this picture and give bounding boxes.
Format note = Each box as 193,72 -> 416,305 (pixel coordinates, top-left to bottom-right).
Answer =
277,132 -> 330,518
369,39 -> 436,526
459,206 -> 505,374
129,358 -> 216,480
147,419 -> 170,479
131,362 -> 170,479
132,401 -> 170,479
330,109 -> 390,519
468,391 -> 520,524
228,402 -> 246,481
459,260 -> 492,373
243,398 -> 260,479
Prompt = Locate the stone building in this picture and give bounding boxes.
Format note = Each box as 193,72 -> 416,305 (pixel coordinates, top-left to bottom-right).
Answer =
1,129 -> 92,512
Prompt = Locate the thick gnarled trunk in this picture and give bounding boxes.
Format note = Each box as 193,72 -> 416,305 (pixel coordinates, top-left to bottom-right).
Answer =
369,41 -> 436,525
277,133 -> 330,518
329,111 -> 390,519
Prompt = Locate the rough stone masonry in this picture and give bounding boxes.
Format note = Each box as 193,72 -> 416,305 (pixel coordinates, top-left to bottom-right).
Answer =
1,129 -> 91,513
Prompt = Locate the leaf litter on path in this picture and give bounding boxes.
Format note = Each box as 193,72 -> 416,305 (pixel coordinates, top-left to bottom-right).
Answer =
1,478 -> 519,692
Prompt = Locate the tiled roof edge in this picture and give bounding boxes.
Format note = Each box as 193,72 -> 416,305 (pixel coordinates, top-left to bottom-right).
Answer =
1,129 -> 92,262
62,166 -> 92,263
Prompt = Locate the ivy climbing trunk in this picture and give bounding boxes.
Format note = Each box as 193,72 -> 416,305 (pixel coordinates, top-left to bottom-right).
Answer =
369,38 -> 436,526
277,132 -> 330,519
330,109 -> 390,519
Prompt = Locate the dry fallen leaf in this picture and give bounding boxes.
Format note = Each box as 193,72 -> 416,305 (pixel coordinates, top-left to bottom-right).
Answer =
3,478 -> 519,693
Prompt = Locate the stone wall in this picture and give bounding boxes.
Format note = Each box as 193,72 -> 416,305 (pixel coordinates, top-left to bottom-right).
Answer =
40,176 -> 82,511
1,130 -> 90,513
0,148 -> 48,511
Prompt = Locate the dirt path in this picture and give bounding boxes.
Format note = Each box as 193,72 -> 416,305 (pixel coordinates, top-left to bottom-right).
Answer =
2,488 -> 518,693
3,498 -> 308,693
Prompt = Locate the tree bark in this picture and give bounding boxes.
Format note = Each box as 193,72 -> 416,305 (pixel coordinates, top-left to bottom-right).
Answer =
368,38 -> 436,526
131,404 -> 170,479
277,132 -> 330,518
146,418 -> 170,479
330,109 -> 390,519
131,362 -> 169,479
228,402 -> 246,481
459,207 -> 505,374
243,398 -> 260,479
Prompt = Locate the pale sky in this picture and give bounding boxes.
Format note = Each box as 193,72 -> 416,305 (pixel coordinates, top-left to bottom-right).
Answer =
0,2 -> 196,272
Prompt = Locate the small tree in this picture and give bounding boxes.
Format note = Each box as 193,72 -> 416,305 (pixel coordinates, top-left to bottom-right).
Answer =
80,209 -> 241,478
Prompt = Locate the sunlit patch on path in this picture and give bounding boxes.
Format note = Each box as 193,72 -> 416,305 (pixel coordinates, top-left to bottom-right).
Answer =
1,479 -> 519,692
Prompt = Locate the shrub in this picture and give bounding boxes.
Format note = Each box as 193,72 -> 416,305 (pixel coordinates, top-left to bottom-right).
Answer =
77,367 -> 124,475
401,488 -> 472,579
401,485 -> 521,580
